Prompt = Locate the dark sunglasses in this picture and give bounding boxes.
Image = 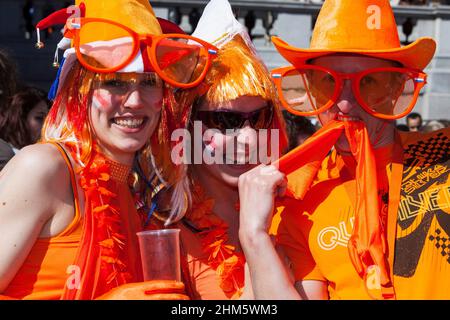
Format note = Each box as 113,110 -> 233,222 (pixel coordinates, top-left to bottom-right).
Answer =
194,103 -> 274,132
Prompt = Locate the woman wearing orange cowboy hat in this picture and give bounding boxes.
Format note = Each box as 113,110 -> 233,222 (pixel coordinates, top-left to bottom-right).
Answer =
239,0 -> 449,299
145,0 -> 288,299
0,0 -> 217,300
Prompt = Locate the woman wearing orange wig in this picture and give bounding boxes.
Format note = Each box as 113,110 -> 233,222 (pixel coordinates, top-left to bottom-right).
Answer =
0,0 -> 216,300
146,0 -> 287,299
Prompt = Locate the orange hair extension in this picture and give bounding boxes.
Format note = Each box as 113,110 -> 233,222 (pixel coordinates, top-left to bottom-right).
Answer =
201,34 -> 288,155
42,61 -> 96,166
138,86 -> 180,186
203,35 -> 274,104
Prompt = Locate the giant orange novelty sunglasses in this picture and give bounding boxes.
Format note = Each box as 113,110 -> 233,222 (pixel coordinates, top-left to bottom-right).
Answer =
64,17 -> 219,89
271,65 -> 427,120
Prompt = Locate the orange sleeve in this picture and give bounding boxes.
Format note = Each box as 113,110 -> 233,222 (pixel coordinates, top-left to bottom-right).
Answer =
274,198 -> 326,282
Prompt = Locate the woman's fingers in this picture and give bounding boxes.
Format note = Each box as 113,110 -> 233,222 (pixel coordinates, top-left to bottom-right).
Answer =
238,164 -> 286,234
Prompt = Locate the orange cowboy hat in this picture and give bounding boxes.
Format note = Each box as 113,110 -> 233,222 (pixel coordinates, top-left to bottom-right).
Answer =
272,0 -> 436,70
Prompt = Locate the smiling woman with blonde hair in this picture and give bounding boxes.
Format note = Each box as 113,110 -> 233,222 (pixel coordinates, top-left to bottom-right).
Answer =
0,0 -> 216,300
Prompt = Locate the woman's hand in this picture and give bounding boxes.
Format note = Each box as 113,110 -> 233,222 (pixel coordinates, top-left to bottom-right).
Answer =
238,164 -> 286,242
238,165 -> 300,300
96,280 -> 190,300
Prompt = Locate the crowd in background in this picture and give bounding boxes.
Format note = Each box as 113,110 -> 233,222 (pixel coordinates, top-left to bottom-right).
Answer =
396,112 -> 450,133
0,50 -> 51,171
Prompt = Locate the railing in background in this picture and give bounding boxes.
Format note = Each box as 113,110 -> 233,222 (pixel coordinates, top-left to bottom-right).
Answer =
0,0 -> 449,120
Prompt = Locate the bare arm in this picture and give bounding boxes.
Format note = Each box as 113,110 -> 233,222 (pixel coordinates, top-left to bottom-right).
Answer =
239,165 -> 330,300
295,280 -> 329,300
0,144 -> 70,293
238,263 -> 254,300
240,230 -> 300,299
241,231 -> 328,299
238,165 -> 300,299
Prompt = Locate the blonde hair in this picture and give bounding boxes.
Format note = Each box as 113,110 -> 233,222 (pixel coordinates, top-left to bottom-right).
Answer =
42,60 -> 183,223
42,61 -> 95,166
201,35 -> 277,105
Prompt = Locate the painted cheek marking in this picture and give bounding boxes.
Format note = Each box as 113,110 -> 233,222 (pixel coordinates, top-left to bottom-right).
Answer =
206,138 -> 217,153
204,135 -> 218,156
92,91 -> 110,110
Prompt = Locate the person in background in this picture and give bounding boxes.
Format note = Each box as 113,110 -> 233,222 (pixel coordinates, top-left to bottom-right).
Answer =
0,50 -> 19,170
406,112 -> 423,132
421,119 -> 446,133
0,87 -> 51,153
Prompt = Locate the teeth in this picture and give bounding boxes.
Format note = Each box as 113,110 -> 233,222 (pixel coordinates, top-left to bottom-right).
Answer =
114,117 -> 145,128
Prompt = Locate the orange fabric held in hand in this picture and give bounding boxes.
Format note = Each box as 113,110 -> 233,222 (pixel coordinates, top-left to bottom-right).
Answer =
343,122 -> 394,299
274,120 -> 394,299
274,120 -> 345,200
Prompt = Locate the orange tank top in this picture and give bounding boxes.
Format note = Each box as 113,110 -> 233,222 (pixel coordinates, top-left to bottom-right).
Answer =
4,143 -> 82,300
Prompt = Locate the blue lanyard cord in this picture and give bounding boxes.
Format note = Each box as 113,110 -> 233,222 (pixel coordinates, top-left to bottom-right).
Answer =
133,157 -> 165,196
133,156 -> 155,190
133,156 -> 167,226
144,201 -> 157,227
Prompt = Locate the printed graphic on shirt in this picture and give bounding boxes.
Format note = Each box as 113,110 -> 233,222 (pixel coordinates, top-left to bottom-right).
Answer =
317,217 -> 354,251
315,176 -> 389,253
394,131 -> 450,277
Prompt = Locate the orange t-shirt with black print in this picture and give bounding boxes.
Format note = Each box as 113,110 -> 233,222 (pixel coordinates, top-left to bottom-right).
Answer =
274,128 -> 450,299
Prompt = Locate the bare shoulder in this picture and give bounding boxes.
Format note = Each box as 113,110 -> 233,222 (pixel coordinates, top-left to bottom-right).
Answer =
0,143 -> 72,220
1,143 -> 69,183
0,143 -> 74,291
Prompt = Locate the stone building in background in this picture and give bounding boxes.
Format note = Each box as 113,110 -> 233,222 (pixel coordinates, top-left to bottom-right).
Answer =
0,0 -> 449,121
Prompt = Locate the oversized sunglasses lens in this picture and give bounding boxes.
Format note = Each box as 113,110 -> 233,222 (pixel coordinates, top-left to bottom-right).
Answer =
155,37 -> 208,86
78,21 -> 135,71
280,68 -> 336,115
195,106 -> 274,131
249,106 -> 274,129
195,112 -> 228,131
220,112 -> 246,130
358,71 -> 415,117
